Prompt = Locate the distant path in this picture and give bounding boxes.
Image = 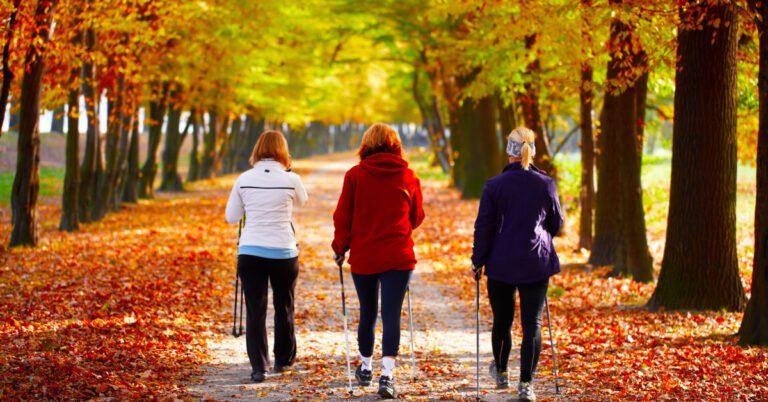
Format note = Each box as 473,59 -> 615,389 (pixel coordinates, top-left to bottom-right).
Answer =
189,154 -> 561,401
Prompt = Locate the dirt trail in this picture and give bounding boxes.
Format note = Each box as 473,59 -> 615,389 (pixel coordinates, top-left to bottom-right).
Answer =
189,157 -> 562,401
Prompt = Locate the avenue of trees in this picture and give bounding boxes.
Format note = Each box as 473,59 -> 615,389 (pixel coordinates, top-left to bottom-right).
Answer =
3,0 -> 767,345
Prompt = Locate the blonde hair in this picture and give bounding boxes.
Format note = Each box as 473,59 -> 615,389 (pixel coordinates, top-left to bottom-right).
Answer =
249,130 -> 291,168
508,127 -> 536,170
357,123 -> 403,160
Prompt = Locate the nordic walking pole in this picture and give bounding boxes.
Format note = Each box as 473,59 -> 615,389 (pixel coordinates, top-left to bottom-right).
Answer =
544,295 -> 560,395
335,256 -> 353,390
406,286 -> 416,382
232,218 -> 245,338
473,264 -> 481,402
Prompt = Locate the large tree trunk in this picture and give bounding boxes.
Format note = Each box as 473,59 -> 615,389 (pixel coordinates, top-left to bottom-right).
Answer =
138,81 -> 169,199
60,29 -> 84,232
10,0 -> 55,247
159,96 -> 184,192
740,0 -> 768,345
0,0 -> 21,138
578,0 -> 595,251
216,113 -> 231,175
413,68 -> 450,173
94,75 -> 124,220
78,26 -> 99,223
111,95 -> 133,211
235,114 -> 263,171
648,1 -> 746,311
222,116 -> 242,174
122,109 -> 140,203
589,9 -> 654,284
517,33 -> 556,178
50,105 -> 65,133
187,111 -> 200,182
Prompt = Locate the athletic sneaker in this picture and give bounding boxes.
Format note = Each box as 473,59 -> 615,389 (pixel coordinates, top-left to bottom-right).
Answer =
487,361 -> 509,389
250,371 -> 265,383
518,382 -> 536,401
378,375 -> 396,399
355,364 -> 372,386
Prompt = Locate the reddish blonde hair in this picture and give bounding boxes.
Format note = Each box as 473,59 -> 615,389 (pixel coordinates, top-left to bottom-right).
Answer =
249,130 -> 291,168
358,123 -> 403,160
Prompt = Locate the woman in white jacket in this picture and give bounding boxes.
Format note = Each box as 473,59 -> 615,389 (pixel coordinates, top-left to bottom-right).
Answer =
225,130 -> 308,383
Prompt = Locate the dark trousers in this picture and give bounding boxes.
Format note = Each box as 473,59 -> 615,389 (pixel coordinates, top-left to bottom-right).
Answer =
352,269 -> 412,357
487,277 -> 549,382
237,254 -> 299,374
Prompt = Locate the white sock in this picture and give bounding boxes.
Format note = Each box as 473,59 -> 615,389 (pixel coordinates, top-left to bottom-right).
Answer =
382,357 -> 396,378
361,355 -> 372,371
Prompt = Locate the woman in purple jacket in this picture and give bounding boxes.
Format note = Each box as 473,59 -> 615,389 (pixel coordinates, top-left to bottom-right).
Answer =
471,127 -> 563,401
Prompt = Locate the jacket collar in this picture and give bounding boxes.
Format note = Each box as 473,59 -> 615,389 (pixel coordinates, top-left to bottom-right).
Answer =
255,159 -> 286,169
502,162 -> 547,175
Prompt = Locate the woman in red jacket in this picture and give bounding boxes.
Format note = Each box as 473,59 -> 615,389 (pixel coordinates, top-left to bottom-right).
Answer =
332,123 -> 425,399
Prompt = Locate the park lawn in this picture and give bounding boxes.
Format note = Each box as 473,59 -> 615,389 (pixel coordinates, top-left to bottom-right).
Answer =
0,167 -> 65,206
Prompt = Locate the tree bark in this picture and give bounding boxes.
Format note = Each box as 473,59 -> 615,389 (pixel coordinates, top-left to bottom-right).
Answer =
111,93 -> 133,211
517,33 -> 556,178
122,109 -> 140,203
648,1 -> 746,310
0,0 -> 21,138
589,7 -> 654,284
78,25 -> 99,222
187,111 -> 200,182
10,0 -> 55,247
222,116 -> 242,174
579,0 -> 595,251
235,114 -> 263,171
216,113 -> 231,175
199,111 -> 217,179
50,105 -> 65,133
60,30 -> 84,232
138,81 -> 169,199
94,75 -> 124,220
740,0 -> 768,344
159,95 -> 184,192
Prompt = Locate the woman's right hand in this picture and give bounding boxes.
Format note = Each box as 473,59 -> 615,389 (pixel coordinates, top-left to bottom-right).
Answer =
334,253 -> 346,267
472,264 -> 483,281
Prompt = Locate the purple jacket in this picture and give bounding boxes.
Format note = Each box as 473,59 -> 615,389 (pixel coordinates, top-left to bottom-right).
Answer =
471,163 -> 563,284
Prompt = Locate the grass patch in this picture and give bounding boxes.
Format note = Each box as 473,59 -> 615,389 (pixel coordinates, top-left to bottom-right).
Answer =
0,167 -> 65,206
407,148 -> 449,182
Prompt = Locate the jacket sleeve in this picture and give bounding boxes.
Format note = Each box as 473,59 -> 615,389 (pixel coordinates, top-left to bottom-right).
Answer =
545,179 -> 564,236
409,177 -> 425,230
332,170 -> 355,255
292,173 -> 309,207
225,177 -> 244,224
471,182 -> 496,268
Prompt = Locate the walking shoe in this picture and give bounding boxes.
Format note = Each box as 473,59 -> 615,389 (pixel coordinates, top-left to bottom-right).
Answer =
377,375 -> 396,399
272,363 -> 293,373
488,361 -> 509,388
355,364 -> 372,386
518,382 -> 536,401
250,371 -> 265,383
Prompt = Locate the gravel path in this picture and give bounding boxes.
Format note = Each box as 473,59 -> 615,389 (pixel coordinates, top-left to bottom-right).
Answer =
188,157 -> 563,401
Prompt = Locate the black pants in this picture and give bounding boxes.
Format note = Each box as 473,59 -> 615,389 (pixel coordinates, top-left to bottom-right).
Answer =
352,269 -> 412,357
237,254 -> 299,374
487,277 -> 549,382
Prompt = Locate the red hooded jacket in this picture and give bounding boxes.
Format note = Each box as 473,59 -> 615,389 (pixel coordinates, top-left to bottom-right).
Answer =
332,153 -> 425,275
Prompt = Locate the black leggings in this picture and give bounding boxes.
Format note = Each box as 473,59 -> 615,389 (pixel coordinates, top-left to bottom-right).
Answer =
237,254 -> 299,374
352,269 -> 412,357
487,277 -> 549,382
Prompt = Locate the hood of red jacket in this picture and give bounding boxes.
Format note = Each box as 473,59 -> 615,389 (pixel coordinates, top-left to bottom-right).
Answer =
359,153 -> 408,176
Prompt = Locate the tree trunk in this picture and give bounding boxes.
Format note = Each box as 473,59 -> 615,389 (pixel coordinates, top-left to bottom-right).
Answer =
10,0 -> 55,247
589,9 -> 654,284
648,1 -> 746,311
159,97 -> 184,192
453,95 -> 502,198
236,115 -> 263,171
122,109 -> 140,203
0,0 -> 21,138
187,111 -> 200,182
579,0 -> 595,251
60,30 -> 84,232
50,105 -> 65,133
138,81 -> 169,199
199,111 -> 217,179
111,96 -> 133,211
78,26 -> 99,223
94,75 -> 124,220
222,116 -> 242,174
740,0 -> 768,344
518,33 -> 556,178
216,113 -> 231,175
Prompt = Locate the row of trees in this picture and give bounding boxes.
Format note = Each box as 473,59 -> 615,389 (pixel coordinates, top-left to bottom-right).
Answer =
329,0 -> 765,344
4,0 -> 766,344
